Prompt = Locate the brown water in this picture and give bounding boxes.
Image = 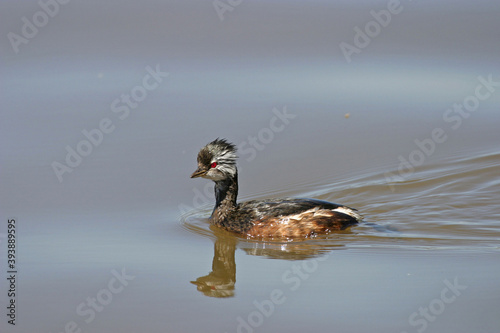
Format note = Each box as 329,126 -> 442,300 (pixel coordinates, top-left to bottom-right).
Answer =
1,1 -> 500,333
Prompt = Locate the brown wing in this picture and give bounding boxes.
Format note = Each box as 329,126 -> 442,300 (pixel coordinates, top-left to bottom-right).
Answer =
245,206 -> 358,239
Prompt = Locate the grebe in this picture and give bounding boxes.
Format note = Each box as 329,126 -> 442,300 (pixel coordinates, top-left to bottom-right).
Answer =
190,138 -> 362,239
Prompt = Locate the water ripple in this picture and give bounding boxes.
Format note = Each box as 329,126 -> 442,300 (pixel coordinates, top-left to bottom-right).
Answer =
181,148 -> 500,253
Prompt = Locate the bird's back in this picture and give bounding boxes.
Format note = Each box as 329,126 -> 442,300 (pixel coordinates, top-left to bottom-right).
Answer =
214,198 -> 362,239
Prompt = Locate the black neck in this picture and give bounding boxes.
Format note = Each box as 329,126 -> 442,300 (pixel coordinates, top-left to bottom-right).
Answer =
213,173 -> 238,215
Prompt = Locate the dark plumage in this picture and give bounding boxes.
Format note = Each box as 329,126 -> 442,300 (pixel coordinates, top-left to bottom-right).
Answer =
191,138 -> 362,239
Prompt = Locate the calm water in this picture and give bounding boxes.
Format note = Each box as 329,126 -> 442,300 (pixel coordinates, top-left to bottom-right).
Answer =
1,1 -> 500,333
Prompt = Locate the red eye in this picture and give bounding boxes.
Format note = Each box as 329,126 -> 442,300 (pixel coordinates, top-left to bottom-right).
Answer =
210,162 -> 217,168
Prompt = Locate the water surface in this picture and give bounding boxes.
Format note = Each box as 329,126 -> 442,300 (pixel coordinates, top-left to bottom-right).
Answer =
1,1 -> 500,333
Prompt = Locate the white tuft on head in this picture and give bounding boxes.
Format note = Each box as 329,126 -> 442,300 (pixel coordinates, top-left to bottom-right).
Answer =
212,147 -> 237,167
199,138 -> 238,180
332,206 -> 363,221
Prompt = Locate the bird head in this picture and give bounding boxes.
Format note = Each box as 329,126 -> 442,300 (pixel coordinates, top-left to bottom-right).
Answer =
191,138 -> 237,182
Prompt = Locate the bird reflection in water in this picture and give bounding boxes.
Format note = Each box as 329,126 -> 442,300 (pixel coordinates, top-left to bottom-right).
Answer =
191,227 -> 346,298
191,234 -> 237,298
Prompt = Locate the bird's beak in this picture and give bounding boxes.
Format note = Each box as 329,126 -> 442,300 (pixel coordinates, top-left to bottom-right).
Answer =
190,168 -> 206,178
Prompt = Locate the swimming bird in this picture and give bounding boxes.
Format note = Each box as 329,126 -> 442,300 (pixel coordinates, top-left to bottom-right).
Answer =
190,138 -> 362,239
